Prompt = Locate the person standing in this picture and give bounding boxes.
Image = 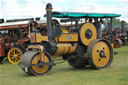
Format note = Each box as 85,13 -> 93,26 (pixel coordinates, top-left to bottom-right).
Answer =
93,18 -> 101,38
99,19 -> 105,38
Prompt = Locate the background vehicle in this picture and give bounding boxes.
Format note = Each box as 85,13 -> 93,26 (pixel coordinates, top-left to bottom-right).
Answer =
112,21 -> 128,48
0,18 -> 46,64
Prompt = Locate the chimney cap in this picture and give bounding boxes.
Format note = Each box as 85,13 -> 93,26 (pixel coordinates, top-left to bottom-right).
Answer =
46,3 -> 52,9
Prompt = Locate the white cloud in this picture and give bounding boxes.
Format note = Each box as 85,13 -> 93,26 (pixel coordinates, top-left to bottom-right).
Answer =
0,0 -> 64,19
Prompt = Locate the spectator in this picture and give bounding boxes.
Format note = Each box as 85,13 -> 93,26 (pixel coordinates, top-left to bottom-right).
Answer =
93,18 -> 101,38
88,18 -> 92,23
100,19 -> 105,38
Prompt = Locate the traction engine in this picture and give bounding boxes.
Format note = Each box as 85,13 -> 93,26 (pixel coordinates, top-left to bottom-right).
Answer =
19,3 -> 113,76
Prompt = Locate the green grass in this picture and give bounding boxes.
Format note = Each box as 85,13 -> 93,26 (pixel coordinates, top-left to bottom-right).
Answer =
0,46 -> 128,85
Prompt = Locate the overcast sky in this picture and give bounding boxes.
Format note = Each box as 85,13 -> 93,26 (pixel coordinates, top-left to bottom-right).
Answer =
0,0 -> 128,22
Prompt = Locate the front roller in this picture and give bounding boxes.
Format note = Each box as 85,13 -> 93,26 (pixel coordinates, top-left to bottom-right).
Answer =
87,39 -> 113,69
19,51 -> 53,76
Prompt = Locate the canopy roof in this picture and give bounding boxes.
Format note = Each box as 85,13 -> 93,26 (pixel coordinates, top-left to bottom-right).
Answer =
46,12 -> 121,18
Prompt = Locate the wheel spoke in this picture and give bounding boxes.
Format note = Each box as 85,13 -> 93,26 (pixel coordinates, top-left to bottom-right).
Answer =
17,57 -> 20,60
10,52 -> 14,55
16,54 -> 21,58
10,53 -> 14,56
16,57 -> 20,61
10,56 -> 15,59
16,51 -> 20,54
17,53 -> 21,56
12,50 -> 15,55
16,52 -> 20,55
17,56 -> 21,58
12,58 -> 15,62
15,57 -> 18,62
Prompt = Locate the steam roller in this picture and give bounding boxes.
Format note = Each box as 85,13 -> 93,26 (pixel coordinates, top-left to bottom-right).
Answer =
18,3 -> 113,76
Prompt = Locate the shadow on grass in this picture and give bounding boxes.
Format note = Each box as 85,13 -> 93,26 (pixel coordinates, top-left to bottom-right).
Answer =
65,65 -> 96,71
17,65 -> 97,77
48,65 -> 98,75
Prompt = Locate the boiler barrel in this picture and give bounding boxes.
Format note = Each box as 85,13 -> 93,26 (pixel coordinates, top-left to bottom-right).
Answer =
55,43 -> 77,55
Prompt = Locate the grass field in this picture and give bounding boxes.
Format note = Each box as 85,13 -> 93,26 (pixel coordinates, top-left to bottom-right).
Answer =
0,46 -> 128,85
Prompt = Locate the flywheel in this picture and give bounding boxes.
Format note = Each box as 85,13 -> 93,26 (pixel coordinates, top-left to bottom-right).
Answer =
79,23 -> 97,46
87,39 -> 113,69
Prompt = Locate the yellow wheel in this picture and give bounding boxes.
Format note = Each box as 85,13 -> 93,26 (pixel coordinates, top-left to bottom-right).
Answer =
22,52 -> 53,76
87,39 -> 113,69
80,23 -> 97,46
8,47 -> 23,64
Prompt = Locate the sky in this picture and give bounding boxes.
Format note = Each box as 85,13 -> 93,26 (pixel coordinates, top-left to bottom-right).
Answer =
0,0 -> 128,22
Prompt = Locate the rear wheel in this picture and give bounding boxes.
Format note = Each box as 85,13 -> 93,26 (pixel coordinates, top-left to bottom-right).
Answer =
67,45 -> 87,68
87,39 -> 113,69
68,56 -> 87,68
8,47 -> 23,64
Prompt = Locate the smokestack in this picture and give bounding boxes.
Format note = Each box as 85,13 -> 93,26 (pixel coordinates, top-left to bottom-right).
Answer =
45,3 -> 57,55
46,3 -> 54,41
